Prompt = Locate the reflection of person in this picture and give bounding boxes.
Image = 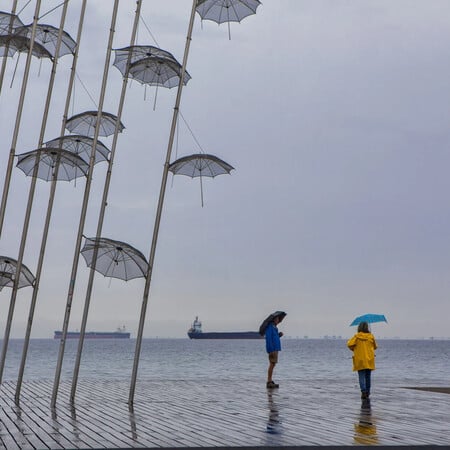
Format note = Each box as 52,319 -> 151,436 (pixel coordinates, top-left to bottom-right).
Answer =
354,406 -> 378,445
266,390 -> 281,435
347,321 -> 377,399
265,315 -> 284,389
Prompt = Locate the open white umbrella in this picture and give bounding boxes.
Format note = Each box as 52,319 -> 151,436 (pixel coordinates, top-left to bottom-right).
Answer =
0,256 -> 35,289
16,148 -> 89,182
80,237 -> 148,281
66,111 -> 125,137
44,135 -> 110,164
169,153 -> 234,206
196,0 -> 261,39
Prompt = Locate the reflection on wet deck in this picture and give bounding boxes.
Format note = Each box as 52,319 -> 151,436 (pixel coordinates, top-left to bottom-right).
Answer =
0,378 -> 449,448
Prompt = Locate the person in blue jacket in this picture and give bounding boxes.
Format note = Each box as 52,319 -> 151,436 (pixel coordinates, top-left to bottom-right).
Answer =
265,314 -> 285,389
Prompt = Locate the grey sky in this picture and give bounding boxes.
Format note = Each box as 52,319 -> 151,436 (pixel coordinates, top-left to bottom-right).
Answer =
1,1 -> 450,340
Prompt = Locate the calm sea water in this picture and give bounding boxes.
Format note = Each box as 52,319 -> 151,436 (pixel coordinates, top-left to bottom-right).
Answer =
1,338 -> 449,386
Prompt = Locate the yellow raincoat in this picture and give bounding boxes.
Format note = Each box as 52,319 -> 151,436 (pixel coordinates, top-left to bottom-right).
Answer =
347,332 -> 377,371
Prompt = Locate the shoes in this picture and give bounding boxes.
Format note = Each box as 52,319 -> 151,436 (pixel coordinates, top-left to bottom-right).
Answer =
267,381 -> 279,389
361,392 -> 368,399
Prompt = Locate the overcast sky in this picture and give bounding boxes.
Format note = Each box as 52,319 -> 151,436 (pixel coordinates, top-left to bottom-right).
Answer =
1,1 -> 450,340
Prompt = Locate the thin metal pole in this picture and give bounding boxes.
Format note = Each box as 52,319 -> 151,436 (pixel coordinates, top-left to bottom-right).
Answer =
0,0 -> 41,238
51,0 -> 120,409
128,0 -> 198,407
0,0 -> 42,384
0,0 -> 19,94
0,0 -> 69,385
15,0 -> 87,404
70,0 -> 142,404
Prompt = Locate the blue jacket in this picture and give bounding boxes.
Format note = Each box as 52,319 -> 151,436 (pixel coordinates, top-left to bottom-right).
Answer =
265,322 -> 281,353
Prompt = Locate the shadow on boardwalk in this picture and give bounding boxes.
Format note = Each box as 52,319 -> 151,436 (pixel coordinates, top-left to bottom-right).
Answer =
0,379 -> 449,448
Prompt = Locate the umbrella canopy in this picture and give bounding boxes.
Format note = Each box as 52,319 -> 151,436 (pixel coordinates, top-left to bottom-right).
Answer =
14,24 -> 77,58
44,135 -> 110,164
259,311 -> 286,336
65,111 -> 125,137
0,34 -> 52,59
0,271 -> 13,291
0,12 -> 24,36
16,148 -> 89,182
0,256 -> 35,289
113,45 -> 179,76
80,237 -> 148,281
127,56 -> 191,88
350,314 -> 387,327
169,153 -> 234,206
196,0 -> 262,24
169,153 -> 234,178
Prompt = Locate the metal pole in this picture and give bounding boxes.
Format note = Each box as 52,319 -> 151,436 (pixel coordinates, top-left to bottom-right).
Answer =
0,0 -> 41,238
128,0 -> 198,407
51,0 -> 120,409
0,0 -> 69,385
0,0 -> 19,94
15,0 -> 87,404
0,0 -> 42,384
70,0 -> 142,404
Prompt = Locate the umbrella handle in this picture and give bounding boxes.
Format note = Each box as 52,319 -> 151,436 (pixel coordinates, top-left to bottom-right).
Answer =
200,172 -> 204,207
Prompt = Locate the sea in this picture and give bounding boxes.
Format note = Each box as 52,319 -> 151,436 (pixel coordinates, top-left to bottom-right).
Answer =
1,338 -> 449,387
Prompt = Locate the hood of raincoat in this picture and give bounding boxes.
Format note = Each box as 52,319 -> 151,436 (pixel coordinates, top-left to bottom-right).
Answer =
354,332 -> 374,341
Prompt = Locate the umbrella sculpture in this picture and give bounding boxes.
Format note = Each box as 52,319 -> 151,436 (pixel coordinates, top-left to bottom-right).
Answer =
259,311 -> 287,336
44,135 -> 110,164
127,56 -> 191,89
14,23 -> 77,58
196,0 -> 261,39
129,0 -> 262,406
16,148 -> 89,182
80,237 -> 148,281
350,314 -> 387,327
0,12 -> 24,36
0,271 -> 13,291
0,256 -> 35,290
114,48 -> 191,108
113,45 -> 180,76
65,110 -> 125,138
0,34 -> 52,59
169,153 -> 234,207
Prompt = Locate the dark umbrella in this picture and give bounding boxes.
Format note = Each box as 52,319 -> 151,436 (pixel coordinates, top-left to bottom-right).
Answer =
168,153 -> 234,206
259,311 -> 286,336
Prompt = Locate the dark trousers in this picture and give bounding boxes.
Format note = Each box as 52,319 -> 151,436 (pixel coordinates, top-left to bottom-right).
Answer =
358,369 -> 372,394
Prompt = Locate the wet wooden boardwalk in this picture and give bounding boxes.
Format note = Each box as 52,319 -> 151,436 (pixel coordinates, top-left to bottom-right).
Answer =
0,378 -> 449,449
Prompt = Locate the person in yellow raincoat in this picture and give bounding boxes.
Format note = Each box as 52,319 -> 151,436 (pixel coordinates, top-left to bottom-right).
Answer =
347,321 -> 377,399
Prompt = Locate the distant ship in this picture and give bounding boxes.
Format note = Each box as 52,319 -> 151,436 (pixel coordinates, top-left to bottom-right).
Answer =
54,325 -> 130,339
187,316 -> 262,339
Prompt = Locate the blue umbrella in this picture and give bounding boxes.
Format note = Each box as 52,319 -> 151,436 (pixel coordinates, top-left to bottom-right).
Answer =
350,313 -> 387,327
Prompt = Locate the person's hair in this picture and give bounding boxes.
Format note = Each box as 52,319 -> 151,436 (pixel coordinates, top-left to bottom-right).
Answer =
358,322 -> 369,333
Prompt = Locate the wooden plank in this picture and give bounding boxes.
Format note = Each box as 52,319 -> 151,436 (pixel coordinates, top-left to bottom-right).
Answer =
0,378 -> 449,448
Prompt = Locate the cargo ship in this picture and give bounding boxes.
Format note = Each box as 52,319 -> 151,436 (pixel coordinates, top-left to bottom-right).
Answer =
187,316 -> 262,339
54,325 -> 130,339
